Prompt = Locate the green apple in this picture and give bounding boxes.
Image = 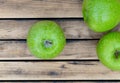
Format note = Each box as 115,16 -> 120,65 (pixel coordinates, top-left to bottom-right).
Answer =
82,0 -> 120,32
27,21 -> 66,59
97,32 -> 120,70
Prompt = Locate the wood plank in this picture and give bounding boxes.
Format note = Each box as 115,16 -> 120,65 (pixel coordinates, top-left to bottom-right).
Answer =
0,0 -> 83,18
0,20 -> 106,39
0,40 -> 97,60
0,61 -> 118,80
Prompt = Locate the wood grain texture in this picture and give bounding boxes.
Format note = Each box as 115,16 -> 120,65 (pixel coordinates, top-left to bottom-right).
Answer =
0,20 -> 107,39
1,20 -> 120,39
0,40 -> 97,60
0,61 -> 118,80
0,0 -> 83,18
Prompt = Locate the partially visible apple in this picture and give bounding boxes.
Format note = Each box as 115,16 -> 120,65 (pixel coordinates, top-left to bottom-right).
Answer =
27,21 -> 66,59
82,0 -> 120,32
97,32 -> 120,70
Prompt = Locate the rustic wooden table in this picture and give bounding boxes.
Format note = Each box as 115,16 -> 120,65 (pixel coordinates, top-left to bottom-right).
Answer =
0,0 -> 120,82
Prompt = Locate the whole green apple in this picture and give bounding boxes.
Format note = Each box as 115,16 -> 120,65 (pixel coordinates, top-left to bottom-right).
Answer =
27,21 -> 66,59
97,32 -> 120,70
82,0 -> 120,32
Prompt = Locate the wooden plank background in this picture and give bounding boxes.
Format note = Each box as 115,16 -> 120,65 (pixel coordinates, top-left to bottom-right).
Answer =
0,0 -> 83,18
1,20 -> 120,39
0,0 -> 120,82
0,61 -> 118,80
0,40 -> 97,60
0,20 -> 104,39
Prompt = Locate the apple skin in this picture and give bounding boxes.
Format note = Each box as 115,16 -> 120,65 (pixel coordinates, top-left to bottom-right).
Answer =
97,32 -> 120,70
27,21 -> 66,59
82,0 -> 120,32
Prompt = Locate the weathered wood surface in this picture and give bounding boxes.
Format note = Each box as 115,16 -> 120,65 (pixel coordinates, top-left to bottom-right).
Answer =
0,20 -> 103,39
0,0 -> 83,18
0,40 -> 97,60
0,61 -> 118,80
1,20 -> 119,39
1,0 -> 120,81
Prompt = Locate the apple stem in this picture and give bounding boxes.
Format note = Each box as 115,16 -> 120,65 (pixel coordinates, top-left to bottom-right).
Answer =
44,40 -> 52,48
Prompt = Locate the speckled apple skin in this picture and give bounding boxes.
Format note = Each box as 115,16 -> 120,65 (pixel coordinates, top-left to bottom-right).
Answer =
82,0 -> 120,32
97,32 -> 120,70
27,21 -> 66,59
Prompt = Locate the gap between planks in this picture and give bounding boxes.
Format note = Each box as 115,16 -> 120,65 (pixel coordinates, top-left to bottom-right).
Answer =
0,80 -> 101,83
0,61 -> 118,80
1,80 -> 120,83
1,20 -> 120,39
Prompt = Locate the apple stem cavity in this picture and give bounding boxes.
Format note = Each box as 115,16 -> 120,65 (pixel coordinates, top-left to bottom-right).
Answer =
44,40 -> 53,48
115,50 -> 120,59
